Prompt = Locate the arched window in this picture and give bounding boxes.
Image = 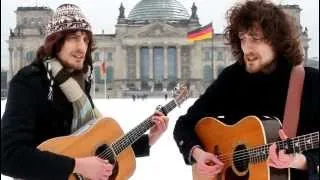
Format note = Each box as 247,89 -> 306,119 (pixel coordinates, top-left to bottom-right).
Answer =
153,47 -> 164,81
140,47 -> 149,81
106,66 -> 114,82
107,52 -> 112,61
203,65 -> 213,81
25,51 -> 35,62
94,51 -> 100,61
94,66 -> 103,84
217,65 -> 225,75
168,47 -> 177,81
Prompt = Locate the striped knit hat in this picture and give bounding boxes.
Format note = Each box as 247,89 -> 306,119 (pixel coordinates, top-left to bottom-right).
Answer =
46,4 -> 92,38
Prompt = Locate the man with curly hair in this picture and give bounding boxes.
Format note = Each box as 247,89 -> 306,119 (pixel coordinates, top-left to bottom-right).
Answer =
173,0 -> 319,179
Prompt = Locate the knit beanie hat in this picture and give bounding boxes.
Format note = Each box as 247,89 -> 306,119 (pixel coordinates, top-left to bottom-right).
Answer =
46,4 -> 92,38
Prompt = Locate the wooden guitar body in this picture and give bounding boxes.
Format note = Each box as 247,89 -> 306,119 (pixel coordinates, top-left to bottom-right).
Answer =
37,117 -> 135,180
192,116 -> 289,180
37,83 -> 190,180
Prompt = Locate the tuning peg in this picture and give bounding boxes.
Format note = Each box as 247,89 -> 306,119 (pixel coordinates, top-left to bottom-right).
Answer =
156,105 -> 162,111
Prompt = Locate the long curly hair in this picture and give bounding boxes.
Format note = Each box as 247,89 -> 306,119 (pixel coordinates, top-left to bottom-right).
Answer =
224,0 -> 303,66
36,29 -> 95,74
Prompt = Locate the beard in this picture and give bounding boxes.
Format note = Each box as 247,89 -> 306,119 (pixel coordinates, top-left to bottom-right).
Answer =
245,59 -> 276,74
61,59 -> 84,71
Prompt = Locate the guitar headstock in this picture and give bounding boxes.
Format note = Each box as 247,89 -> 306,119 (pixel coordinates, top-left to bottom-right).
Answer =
173,81 -> 189,106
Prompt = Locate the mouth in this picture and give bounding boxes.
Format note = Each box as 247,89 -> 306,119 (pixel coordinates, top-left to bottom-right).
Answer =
72,55 -> 85,61
245,57 -> 258,62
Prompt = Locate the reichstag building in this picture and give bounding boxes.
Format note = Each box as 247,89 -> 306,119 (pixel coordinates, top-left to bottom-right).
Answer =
7,0 -> 310,98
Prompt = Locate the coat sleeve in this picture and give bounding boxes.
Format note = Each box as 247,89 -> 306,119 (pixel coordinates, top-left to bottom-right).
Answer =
173,69 -> 231,165
131,134 -> 150,157
291,67 -> 320,180
1,71 -> 75,180
303,68 -> 319,180
305,149 -> 319,180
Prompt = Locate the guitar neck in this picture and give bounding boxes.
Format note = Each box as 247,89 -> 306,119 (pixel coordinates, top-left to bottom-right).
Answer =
111,99 -> 178,155
248,132 -> 319,164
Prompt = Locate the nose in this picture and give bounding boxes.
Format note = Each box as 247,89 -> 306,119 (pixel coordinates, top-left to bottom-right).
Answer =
75,39 -> 87,54
77,39 -> 88,51
241,39 -> 253,56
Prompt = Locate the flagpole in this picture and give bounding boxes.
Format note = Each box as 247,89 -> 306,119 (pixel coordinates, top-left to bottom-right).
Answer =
104,59 -> 107,99
93,67 -> 96,98
211,23 -> 215,80
104,73 -> 107,99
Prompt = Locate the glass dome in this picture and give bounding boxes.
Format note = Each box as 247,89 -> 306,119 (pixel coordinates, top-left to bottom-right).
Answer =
127,0 -> 189,21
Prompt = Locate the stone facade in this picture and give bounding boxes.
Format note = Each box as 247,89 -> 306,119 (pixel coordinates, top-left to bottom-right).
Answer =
7,2 -> 310,98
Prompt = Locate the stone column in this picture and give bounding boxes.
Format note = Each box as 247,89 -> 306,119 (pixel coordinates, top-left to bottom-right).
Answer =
304,47 -> 308,62
8,48 -> 13,82
177,46 -> 181,79
136,46 -> 140,79
164,46 -> 168,79
19,47 -> 24,69
213,47 -> 216,79
149,46 -> 153,79
13,48 -> 19,75
123,45 -> 128,79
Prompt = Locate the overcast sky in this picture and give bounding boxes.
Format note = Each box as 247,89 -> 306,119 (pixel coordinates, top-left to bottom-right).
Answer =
1,0 -> 319,69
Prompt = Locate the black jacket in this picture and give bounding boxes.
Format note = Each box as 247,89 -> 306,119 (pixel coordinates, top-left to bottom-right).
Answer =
174,61 -> 319,180
1,62 -> 150,180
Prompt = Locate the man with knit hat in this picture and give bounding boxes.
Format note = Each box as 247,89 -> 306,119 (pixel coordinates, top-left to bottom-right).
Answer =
1,4 -> 169,180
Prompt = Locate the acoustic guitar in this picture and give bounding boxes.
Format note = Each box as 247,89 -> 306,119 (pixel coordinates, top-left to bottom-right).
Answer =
192,116 -> 319,180
37,83 -> 189,180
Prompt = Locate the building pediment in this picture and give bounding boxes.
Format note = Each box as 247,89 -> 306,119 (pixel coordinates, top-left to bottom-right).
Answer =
125,23 -> 185,38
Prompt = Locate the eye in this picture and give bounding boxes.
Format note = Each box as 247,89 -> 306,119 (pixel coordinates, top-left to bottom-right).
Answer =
252,36 -> 264,42
83,37 -> 89,44
252,36 -> 259,40
239,37 -> 246,43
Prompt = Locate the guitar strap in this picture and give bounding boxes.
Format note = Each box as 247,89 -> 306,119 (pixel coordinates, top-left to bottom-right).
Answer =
282,64 -> 305,138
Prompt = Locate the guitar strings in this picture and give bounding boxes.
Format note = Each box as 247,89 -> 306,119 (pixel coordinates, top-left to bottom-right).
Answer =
97,118 -> 153,159
218,134 -> 318,162
95,100 -> 178,160
77,91 -> 185,160
97,124 -> 318,164
230,139 -> 320,169
212,133 -> 318,164
218,132 -> 318,160
213,139 -> 319,170
227,139 -> 319,169
97,117 -> 154,159
94,129 -> 318,168
96,124 -> 318,164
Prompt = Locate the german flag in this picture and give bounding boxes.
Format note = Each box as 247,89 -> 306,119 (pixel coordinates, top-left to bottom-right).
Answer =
187,23 -> 213,42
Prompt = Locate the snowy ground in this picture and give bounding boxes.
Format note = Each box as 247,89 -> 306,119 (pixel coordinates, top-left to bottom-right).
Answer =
1,98 -> 197,180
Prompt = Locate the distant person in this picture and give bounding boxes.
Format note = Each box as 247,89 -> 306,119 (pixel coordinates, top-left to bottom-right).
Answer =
1,4 -> 169,180
173,0 -> 319,180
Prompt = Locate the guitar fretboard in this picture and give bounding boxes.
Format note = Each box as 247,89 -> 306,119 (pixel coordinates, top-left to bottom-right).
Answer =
246,132 -> 319,164
111,99 -> 178,155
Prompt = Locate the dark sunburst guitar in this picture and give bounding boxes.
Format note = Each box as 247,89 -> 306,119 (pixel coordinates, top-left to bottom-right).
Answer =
37,83 -> 189,180
192,116 -> 319,180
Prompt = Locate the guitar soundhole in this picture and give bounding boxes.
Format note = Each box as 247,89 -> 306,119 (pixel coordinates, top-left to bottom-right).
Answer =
233,144 -> 249,173
95,144 -> 116,164
94,144 -> 119,180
